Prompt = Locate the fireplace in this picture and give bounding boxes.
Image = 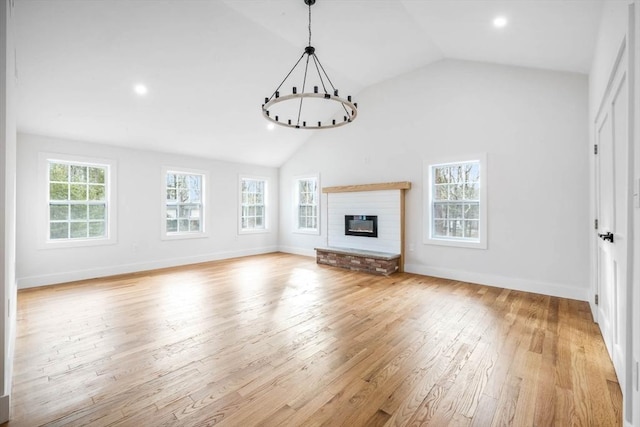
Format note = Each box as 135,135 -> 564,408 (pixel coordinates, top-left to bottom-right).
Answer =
344,215 -> 378,237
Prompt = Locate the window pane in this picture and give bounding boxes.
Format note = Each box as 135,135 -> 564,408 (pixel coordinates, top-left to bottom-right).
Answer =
433,220 -> 447,237
464,220 -> 479,238
70,222 -> 88,238
434,184 -> 448,201
464,184 -> 479,200
89,205 -> 106,220
465,203 -> 479,220
467,163 -> 480,182
88,167 -> 105,184
433,203 -> 446,219
50,222 -> 69,239
70,165 -> 87,183
88,185 -> 105,201
70,204 -> 87,220
166,207 -> 177,219
449,184 -> 464,200
189,220 -> 200,231
49,163 -> 68,182
89,221 -> 105,237
255,216 -> 263,227
50,205 -> 69,221
179,219 -> 189,232
448,203 -> 463,219
50,183 -> 68,200
434,167 -> 449,184
167,219 -> 177,232
166,174 -> 176,188
70,184 -> 87,201
167,189 -> 177,201
449,220 -> 463,237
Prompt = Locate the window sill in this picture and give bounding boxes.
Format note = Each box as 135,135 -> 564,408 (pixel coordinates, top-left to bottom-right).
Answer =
162,232 -> 209,241
424,237 -> 487,250
40,237 -> 117,250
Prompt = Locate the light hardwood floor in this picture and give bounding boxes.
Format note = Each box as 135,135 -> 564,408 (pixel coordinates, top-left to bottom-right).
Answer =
5,253 -> 621,426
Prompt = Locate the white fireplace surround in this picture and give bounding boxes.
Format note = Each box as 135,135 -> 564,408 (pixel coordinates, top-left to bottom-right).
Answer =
327,190 -> 401,254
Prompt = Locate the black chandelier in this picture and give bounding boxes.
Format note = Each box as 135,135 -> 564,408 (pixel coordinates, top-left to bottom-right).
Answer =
262,0 -> 358,129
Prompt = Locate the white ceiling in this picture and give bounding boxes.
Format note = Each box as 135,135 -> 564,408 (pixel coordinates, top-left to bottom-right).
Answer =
15,0 -> 604,167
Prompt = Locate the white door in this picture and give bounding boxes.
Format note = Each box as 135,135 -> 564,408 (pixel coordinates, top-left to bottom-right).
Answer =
595,51 -> 629,387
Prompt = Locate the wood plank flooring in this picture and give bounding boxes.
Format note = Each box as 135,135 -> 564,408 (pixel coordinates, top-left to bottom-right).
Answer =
4,253 -> 621,426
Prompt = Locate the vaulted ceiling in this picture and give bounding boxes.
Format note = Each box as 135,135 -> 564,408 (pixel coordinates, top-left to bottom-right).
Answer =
15,0 -> 604,167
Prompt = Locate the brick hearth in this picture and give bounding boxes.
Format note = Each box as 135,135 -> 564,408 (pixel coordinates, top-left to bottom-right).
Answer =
315,247 -> 400,276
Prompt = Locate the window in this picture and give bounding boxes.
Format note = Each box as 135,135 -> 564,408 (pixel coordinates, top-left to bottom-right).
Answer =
294,175 -> 319,234
48,161 -> 108,240
40,152 -> 117,248
424,155 -> 487,249
240,176 -> 268,233
163,169 -> 206,238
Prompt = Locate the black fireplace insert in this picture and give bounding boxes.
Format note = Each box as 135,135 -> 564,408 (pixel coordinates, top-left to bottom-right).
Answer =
344,215 -> 378,237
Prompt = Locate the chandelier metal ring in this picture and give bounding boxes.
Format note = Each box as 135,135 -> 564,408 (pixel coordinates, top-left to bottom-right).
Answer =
262,93 -> 358,129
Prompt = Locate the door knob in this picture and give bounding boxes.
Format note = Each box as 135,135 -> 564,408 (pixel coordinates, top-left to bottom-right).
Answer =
598,232 -> 614,243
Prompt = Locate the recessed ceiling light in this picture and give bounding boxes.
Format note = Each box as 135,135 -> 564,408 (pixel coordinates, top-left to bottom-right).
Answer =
493,16 -> 507,28
133,84 -> 148,96
267,122 -> 276,131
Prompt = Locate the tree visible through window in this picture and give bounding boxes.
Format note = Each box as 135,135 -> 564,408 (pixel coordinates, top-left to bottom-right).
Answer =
295,176 -> 319,232
240,177 -> 266,231
165,172 -> 203,234
432,161 -> 481,241
48,161 -> 108,240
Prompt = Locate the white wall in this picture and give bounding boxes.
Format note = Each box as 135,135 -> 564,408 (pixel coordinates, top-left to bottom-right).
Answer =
16,133 -> 279,288
279,58 -> 590,301
0,0 -> 16,421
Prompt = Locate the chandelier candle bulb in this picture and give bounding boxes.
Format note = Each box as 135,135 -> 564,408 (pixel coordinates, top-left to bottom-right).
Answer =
332,119 -> 336,125
275,91 -> 279,98
275,116 -> 279,121
318,121 -> 321,127
314,86 -> 318,93
264,97 -> 268,104
293,87 -> 297,94
348,95 -> 352,102
334,89 -> 339,96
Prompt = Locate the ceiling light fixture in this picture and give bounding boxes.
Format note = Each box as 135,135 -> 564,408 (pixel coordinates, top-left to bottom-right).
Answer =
262,0 -> 358,129
493,16 -> 507,28
133,84 -> 148,96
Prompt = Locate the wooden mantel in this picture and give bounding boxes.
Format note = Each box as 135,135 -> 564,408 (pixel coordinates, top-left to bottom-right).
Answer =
322,181 -> 411,194
321,181 -> 411,273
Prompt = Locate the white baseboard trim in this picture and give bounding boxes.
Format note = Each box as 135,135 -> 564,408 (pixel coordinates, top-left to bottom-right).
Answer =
17,246 -> 279,289
404,263 -> 589,302
0,394 -> 10,423
278,246 -> 316,258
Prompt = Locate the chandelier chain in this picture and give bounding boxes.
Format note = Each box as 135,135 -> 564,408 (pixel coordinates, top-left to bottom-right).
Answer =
308,1 -> 312,46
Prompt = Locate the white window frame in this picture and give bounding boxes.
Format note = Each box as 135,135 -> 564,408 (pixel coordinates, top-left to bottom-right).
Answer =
293,174 -> 320,235
238,175 -> 269,234
38,152 -> 117,249
161,166 -> 208,240
423,154 -> 487,249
